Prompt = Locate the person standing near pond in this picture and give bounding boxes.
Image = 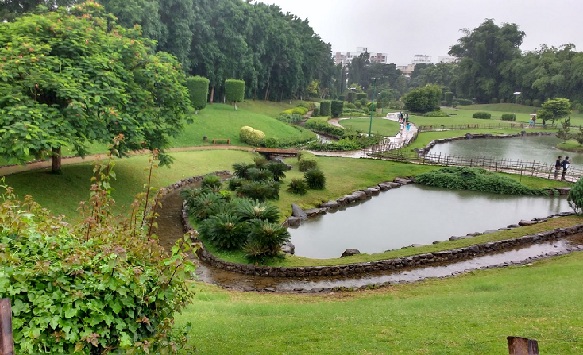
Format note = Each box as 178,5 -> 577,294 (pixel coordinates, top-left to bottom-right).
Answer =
554,155 -> 562,179
561,156 -> 570,181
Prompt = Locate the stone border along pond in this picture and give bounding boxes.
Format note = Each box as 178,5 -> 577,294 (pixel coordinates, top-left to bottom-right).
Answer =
159,172 -> 579,279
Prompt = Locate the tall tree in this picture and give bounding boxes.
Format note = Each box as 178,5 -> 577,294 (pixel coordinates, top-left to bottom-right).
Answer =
0,0 -> 80,21
449,19 -> 524,103
0,1 -> 190,172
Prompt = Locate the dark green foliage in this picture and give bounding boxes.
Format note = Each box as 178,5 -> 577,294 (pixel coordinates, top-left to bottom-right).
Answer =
0,164 -> 193,353
403,84 -> 441,113
473,112 -> 492,119
185,192 -> 227,221
228,178 -> 244,191
232,198 -> 280,222
415,167 -> 546,195
246,167 -> 274,182
455,98 -> 473,106
330,100 -> 344,118
232,163 -> 255,179
320,101 -> 331,117
237,181 -> 280,201
304,119 -> 344,137
501,113 -> 516,121
265,162 -> 288,181
225,79 -> 245,105
198,213 -> 246,250
201,174 -> 222,190
244,220 -> 290,260
299,159 -> 318,172
490,98 -> 499,104
277,113 -> 304,124
445,91 -> 454,106
568,178 -> 583,214
186,75 -> 210,111
253,156 -> 268,167
356,93 -> 367,100
312,106 -> 320,117
423,110 -> 450,117
287,178 -> 308,195
304,169 -> 326,190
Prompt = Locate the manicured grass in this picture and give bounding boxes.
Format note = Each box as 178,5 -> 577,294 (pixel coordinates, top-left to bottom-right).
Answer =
177,251 -> 583,354
171,102 -> 316,147
340,117 -> 400,136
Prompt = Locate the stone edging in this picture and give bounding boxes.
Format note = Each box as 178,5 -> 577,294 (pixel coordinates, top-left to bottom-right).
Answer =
170,173 -> 578,278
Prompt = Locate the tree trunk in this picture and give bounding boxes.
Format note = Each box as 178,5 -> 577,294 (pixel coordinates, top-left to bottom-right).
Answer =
209,86 -> 215,103
51,147 -> 62,174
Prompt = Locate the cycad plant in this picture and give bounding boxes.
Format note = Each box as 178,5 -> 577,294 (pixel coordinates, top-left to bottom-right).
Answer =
198,213 -> 246,250
244,219 -> 290,260
232,198 -> 280,223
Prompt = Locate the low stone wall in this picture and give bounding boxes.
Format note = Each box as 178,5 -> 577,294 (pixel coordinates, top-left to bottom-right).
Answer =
194,223 -> 583,278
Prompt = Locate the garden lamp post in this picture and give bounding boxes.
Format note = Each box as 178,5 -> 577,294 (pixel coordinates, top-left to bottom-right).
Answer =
368,78 -> 377,136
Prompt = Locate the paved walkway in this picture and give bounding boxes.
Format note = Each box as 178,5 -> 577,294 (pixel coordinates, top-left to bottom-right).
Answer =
311,112 -> 418,158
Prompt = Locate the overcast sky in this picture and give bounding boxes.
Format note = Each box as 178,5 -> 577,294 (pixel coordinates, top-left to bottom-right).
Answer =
256,0 -> 583,66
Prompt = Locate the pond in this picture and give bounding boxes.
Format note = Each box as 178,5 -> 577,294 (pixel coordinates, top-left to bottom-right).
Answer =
287,184 -> 570,259
427,135 -> 583,167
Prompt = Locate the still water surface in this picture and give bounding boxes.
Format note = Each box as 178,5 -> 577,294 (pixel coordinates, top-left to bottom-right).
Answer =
288,185 -> 569,259
428,135 -> 583,167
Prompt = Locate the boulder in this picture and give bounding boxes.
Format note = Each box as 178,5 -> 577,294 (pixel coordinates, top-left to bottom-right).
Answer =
281,241 -> 295,255
518,220 -> 538,226
341,249 -> 361,257
305,208 -> 327,217
291,203 -> 307,219
285,216 -> 302,227
320,200 -> 340,209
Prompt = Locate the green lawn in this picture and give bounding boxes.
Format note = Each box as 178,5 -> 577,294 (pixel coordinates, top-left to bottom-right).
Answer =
177,251 -> 583,354
340,117 -> 400,136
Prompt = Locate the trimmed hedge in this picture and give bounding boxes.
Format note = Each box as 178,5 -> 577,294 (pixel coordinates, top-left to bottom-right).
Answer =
186,75 -> 209,111
225,79 -> 245,104
320,101 -> 331,116
473,112 -> 491,119
501,113 -> 516,121
330,100 -> 343,118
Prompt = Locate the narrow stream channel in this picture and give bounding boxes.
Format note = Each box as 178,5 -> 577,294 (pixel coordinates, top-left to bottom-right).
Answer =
154,183 -> 583,292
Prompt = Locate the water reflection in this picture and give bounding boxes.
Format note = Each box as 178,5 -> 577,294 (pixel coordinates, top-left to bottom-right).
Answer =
288,185 -> 569,259
428,135 -> 583,167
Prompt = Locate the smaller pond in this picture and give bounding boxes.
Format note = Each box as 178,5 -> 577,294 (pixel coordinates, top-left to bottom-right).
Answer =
428,135 -> 583,168
288,185 -> 570,259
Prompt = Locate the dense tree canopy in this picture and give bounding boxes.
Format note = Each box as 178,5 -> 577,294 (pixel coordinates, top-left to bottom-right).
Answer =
449,19 -> 525,103
0,1 -> 190,172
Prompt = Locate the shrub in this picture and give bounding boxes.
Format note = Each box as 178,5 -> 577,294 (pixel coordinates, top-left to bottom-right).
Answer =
228,178 -> 244,191
201,174 -> 222,190
304,119 -> 344,137
185,75 -> 209,112
299,159 -> 318,172
524,99 -> 532,106
330,100 -> 344,117
265,161 -> 288,181
533,99 -> 541,107
344,102 -> 356,109
225,78 -> 245,108
232,198 -> 280,223
198,213 -> 246,250
232,162 -> 255,179
490,98 -> 498,104
501,113 -> 516,121
423,110 -> 449,117
287,178 -> 308,195
568,178 -> 583,214
237,180 -> 280,201
415,167 -> 546,195
456,98 -> 473,106
0,171 -> 193,353
320,101 -> 331,116
239,126 -> 265,146
244,220 -> 290,261
473,112 -> 491,119
277,113 -> 303,124
312,106 -> 320,117
356,92 -> 367,101
402,84 -> 441,113
262,137 -> 280,148
246,167 -> 273,182
444,91 -> 454,106
304,168 -> 326,189
186,191 -> 227,221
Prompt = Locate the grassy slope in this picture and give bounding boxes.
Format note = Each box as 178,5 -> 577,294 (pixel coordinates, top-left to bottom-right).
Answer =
179,251 -> 583,354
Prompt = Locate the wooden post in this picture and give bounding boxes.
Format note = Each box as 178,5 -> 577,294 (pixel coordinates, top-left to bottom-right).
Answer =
0,299 -> 14,355
508,336 -> 539,355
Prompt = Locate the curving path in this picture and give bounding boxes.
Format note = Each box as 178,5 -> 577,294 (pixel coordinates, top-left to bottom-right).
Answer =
311,112 -> 418,158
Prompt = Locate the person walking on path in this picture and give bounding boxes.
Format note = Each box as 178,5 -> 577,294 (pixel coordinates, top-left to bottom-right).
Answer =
554,155 -> 562,180
561,156 -> 570,181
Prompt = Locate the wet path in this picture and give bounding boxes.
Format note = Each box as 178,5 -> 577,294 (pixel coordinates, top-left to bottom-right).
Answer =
155,182 -> 583,293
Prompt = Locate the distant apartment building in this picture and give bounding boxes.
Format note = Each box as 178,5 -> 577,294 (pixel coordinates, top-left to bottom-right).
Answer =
437,55 -> 457,63
397,54 -> 457,77
412,54 -> 432,64
334,47 -> 388,66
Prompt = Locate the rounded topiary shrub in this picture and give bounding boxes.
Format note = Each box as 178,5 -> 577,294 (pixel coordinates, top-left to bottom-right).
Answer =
473,112 -> 492,119
304,168 -> 326,190
240,126 -> 265,146
287,178 -> 308,195
185,75 -> 209,112
501,113 -> 516,121
225,78 -> 245,109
